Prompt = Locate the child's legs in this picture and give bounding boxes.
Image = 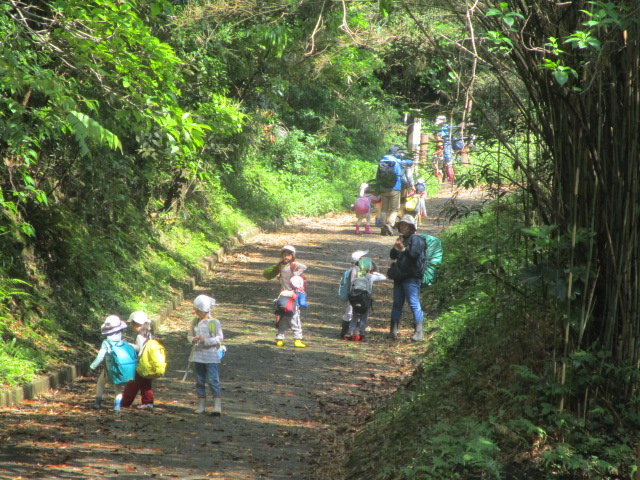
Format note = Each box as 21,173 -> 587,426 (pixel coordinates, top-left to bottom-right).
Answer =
205,363 -> 221,398
139,377 -> 154,404
348,311 -> 361,335
193,362 -> 207,398
121,374 -> 142,407
289,307 -> 303,339
343,303 -> 353,323
358,312 -> 370,335
276,312 -> 292,340
95,370 -> 108,398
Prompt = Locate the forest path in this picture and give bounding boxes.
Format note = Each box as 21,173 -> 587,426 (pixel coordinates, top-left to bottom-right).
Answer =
0,185 -> 486,480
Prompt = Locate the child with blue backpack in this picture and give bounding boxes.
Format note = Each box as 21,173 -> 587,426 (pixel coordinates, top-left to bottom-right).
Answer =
89,315 -> 130,411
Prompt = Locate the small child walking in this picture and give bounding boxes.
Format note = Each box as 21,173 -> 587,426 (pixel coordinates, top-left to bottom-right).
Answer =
273,245 -> 307,348
188,294 -> 224,415
89,315 -> 128,410
345,257 -> 386,342
120,311 -> 155,410
352,183 -> 379,234
339,250 -> 371,338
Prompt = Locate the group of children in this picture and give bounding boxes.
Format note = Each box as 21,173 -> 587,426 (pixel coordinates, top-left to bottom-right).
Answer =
352,178 -> 428,234
90,293 -> 224,416
90,241 -> 388,415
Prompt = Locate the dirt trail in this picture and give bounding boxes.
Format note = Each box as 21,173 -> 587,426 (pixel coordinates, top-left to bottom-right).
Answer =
0,186 -> 486,480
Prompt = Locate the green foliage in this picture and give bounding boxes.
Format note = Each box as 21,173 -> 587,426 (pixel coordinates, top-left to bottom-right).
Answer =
348,193 -> 638,479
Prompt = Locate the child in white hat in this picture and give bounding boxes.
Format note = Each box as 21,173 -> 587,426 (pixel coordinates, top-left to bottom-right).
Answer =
271,245 -> 307,348
188,295 -> 224,415
120,311 -> 155,409
89,315 -> 128,410
339,250 -> 374,337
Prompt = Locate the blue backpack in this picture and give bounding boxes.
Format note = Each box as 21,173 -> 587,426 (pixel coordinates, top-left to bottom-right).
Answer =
338,268 -> 352,301
105,340 -> 138,385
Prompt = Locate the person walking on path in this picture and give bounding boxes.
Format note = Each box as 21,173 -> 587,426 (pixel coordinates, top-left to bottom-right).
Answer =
377,150 -> 404,236
388,215 -> 426,341
188,294 -> 224,415
344,257 -> 386,342
339,249 -> 372,338
89,315 -> 128,410
272,245 -> 308,348
120,311 -> 155,409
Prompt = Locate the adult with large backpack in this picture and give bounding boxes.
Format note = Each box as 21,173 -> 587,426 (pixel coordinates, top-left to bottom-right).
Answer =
374,148 -> 403,236
386,215 -> 427,341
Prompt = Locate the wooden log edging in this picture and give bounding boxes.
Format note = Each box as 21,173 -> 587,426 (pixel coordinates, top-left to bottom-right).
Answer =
0,226 -> 262,408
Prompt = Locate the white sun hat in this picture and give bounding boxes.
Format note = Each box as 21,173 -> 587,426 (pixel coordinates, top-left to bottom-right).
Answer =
101,315 -> 127,335
128,311 -> 151,325
351,250 -> 369,263
193,295 -> 216,313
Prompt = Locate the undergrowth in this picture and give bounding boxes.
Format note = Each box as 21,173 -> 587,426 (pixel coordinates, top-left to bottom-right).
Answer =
346,193 -> 639,480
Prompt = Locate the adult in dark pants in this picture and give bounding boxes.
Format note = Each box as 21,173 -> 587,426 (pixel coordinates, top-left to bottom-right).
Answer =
388,215 -> 426,340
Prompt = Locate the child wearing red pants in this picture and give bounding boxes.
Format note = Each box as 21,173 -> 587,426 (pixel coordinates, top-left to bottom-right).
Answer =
121,311 -> 155,409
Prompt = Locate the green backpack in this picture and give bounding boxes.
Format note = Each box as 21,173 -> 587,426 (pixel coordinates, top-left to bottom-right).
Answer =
418,234 -> 443,286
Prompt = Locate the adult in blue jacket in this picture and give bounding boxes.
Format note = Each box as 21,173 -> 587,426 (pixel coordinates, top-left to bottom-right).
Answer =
378,152 -> 403,236
388,215 -> 426,340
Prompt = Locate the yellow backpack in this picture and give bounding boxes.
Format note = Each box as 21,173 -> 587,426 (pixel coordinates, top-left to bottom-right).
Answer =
136,339 -> 167,379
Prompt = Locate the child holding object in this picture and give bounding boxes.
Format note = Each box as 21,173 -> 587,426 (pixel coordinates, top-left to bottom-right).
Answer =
89,315 -> 129,411
120,311 -> 155,410
272,245 -> 307,348
188,294 -> 224,415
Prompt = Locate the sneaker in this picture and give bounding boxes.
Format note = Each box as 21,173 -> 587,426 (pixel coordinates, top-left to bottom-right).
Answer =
359,335 -> 366,342
275,340 -> 285,347
343,335 -> 351,341
293,339 -> 307,348
137,404 -> 154,410
92,400 -> 102,410
351,334 -> 361,342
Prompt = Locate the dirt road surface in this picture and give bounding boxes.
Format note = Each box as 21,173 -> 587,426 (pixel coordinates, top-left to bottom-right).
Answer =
0,187 -> 486,480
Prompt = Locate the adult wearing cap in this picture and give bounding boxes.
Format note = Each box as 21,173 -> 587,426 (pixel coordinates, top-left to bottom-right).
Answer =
339,250 -> 376,337
388,215 -> 426,340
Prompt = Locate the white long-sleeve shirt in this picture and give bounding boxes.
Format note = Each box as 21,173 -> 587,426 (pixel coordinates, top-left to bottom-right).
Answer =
188,318 -> 224,364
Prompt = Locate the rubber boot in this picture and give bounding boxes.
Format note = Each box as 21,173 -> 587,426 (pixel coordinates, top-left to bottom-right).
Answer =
355,225 -> 361,234
411,322 -> 424,341
340,321 -> 350,338
387,318 -> 399,339
194,397 -> 206,414
365,225 -> 373,234
212,397 -> 222,416
92,397 -> 103,410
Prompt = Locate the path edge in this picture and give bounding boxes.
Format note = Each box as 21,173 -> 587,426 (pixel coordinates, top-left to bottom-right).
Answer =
0,226 -> 262,408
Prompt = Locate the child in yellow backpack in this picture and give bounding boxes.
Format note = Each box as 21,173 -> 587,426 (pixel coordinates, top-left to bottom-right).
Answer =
188,295 -> 224,415
121,311 -> 155,409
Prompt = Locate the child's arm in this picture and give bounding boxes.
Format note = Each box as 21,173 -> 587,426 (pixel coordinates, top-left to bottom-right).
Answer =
291,262 -> 307,275
203,320 -> 224,347
89,341 -> 108,370
370,272 -> 387,282
187,320 -> 197,344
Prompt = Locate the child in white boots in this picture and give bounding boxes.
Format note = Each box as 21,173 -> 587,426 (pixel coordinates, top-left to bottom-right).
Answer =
188,294 -> 224,416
